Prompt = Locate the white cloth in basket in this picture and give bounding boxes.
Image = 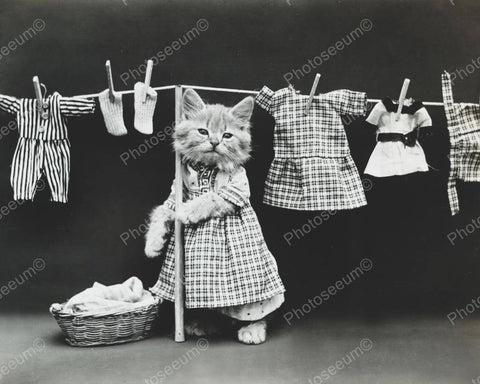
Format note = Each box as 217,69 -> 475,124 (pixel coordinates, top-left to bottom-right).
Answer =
63,277 -> 156,316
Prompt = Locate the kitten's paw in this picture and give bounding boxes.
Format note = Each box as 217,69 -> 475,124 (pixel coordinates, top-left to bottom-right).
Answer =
177,205 -> 203,225
144,206 -> 174,257
185,319 -> 222,337
237,320 -> 267,345
144,243 -> 162,258
176,209 -> 192,225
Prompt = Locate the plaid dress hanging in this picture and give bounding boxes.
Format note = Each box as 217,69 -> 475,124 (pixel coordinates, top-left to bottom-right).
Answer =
150,162 -> 285,309
441,72 -> 480,215
255,86 -> 368,211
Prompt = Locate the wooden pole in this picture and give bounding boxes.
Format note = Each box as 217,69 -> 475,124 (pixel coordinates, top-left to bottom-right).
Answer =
174,85 -> 185,342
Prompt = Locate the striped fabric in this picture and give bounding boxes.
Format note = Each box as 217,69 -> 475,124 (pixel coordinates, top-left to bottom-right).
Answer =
441,73 -> 480,215
0,92 -> 95,202
256,86 -> 368,211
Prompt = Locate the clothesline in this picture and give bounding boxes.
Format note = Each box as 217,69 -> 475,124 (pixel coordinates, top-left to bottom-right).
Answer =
76,84 -> 177,98
74,83 -> 475,107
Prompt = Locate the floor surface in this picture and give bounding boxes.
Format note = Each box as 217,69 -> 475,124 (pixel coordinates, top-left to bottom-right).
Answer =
1,312 -> 480,384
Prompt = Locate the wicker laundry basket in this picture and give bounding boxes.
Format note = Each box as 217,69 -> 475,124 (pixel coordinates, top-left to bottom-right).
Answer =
49,296 -> 161,347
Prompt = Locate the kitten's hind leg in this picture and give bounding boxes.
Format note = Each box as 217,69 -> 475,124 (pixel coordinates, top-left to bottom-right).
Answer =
237,319 -> 267,345
184,310 -> 229,337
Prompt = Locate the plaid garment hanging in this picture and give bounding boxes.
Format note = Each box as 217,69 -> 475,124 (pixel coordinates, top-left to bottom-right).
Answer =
256,86 -> 368,211
441,72 -> 480,215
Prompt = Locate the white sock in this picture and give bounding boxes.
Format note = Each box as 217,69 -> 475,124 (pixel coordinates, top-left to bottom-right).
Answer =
98,89 -> 128,136
134,82 -> 157,135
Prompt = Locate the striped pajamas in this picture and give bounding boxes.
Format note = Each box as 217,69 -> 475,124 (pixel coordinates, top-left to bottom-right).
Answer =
0,92 -> 95,202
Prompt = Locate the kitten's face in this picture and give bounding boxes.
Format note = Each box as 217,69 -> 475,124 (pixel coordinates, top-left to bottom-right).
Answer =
174,89 -> 254,172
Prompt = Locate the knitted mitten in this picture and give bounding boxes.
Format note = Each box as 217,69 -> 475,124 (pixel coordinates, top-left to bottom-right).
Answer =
98,89 -> 128,136
134,82 -> 157,135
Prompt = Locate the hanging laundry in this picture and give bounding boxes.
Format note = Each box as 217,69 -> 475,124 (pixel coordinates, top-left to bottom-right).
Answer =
441,72 -> 480,215
255,86 -> 368,211
0,92 -> 95,203
98,89 -> 128,136
364,98 -> 433,177
134,82 -> 157,134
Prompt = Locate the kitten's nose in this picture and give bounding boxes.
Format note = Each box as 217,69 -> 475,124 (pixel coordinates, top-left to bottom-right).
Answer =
210,140 -> 219,148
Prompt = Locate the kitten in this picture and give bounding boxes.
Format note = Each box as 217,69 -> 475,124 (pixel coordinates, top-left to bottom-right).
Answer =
145,88 -> 284,345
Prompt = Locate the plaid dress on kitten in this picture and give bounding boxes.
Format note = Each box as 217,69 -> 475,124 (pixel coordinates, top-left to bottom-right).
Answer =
256,86 -> 367,211
150,162 -> 285,309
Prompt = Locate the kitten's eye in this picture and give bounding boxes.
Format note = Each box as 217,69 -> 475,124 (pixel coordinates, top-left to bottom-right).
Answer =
223,133 -> 233,139
197,129 -> 209,136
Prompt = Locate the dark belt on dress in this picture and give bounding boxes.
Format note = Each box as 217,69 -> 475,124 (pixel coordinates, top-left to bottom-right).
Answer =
377,129 -> 418,147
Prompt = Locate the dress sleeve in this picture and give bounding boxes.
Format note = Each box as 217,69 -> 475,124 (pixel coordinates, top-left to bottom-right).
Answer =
330,90 -> 367,116
0,94 -> 20,114
217,167 -> 250,208
441,72 -> 458,125
59,97 -> 96,116
365,101 -> 384,126
447,157 -> 460,215
255,86 -> 275,115
414,106 -> 433,128
164,180 -> 177,211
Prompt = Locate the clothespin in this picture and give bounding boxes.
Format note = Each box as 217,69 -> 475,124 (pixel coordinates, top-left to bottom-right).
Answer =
304,73 -> 321,115
105,60 -> 115,103
142,59 -> 153,103
395,78 -> 410,121
33,76 -> 48,132
33,76 -> 43,111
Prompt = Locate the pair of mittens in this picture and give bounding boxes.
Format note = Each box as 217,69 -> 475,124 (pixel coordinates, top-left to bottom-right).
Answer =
98,82 -> 157,136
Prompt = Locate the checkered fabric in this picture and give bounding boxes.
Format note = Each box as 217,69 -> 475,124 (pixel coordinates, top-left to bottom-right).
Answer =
150,163 -> 285,308
442,72 -> 480,215
256,86 -> 368,210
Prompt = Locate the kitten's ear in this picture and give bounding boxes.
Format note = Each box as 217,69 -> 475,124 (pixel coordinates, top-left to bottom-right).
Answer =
182,88 -> 205,119
231,96 -> 254,124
